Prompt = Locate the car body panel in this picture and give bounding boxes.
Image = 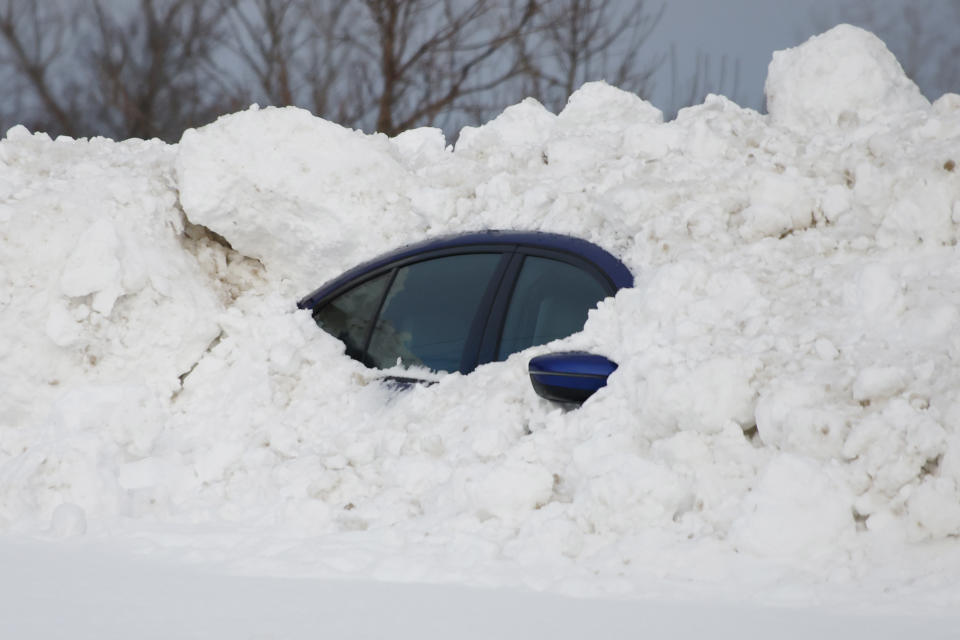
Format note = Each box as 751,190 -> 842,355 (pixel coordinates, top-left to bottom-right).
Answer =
297,230 -> 633,311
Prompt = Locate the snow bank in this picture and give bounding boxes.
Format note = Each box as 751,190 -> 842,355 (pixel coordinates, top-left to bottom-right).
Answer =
3,25 -> 960,606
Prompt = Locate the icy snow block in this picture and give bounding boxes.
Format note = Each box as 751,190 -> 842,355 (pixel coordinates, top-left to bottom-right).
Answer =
765,24 -> 928,131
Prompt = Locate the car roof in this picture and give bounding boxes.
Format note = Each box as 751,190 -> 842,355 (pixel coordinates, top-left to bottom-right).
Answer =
298,230 -> 633,309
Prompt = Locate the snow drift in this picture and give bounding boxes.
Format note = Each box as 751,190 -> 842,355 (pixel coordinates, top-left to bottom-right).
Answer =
3,25 -> 960,607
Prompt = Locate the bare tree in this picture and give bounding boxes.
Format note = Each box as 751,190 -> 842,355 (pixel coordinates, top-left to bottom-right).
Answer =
220,0 -> 350,117
0,0 -> 83,136
0,0 -> 230,141
339,0 -> 538,135
87,0 -> 230,141
223,0 -> 300,106
933,1 -> 960,92
223,0 -> 669,134
0,0 -> 702,140
666,44 -> 741,118
222,0 -> 542,134
519,0 -> 665,113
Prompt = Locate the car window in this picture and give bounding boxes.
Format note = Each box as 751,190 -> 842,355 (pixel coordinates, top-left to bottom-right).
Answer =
312,272 -> 390,361
496,255 -> 609,360
366,253 -> 502,373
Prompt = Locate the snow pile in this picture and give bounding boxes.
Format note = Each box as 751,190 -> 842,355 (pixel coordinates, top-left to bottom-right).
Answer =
3,25 -> 960,606
766,24 -> 930,130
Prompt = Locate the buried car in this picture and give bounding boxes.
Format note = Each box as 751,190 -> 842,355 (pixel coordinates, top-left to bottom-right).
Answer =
298,231 -> 632,402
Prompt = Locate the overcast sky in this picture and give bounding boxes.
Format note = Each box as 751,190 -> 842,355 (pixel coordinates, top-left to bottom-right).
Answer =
644,0 -> 959,115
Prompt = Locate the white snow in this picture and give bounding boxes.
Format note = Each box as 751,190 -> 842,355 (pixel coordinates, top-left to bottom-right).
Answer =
7,540 -> 958,640
766,24 -> 930,131
2,24 -> 960,635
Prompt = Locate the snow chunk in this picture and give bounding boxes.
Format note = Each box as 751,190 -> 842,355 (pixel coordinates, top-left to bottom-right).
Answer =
390,127 -> 448,169
4,124 -> 35,141
455,98 -> 557,163
755,382 -> 849,459
932,93 -> 960,116
545,82 -> 663,172
558,81 -> 663,129
739,171 -> 815,240
44,303 -> 84,347
471,460 -> 554,520
729,455 -> 854,558
852,366 -> 908,403
177,106 -> 420,290
766,24 -> 928,130
906,477 -> 960,540
849,263 -> 903,320
59,219 -> 123,314
674,358 -> 758,434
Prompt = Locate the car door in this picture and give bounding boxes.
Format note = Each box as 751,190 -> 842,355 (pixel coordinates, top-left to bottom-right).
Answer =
474,247 -> 616,367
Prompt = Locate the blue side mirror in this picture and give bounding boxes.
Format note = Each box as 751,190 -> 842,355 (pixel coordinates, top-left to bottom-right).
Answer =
528,352 -> 618,404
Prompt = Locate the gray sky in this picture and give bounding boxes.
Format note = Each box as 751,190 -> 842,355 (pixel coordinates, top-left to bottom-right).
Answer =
643,0 -> 959,115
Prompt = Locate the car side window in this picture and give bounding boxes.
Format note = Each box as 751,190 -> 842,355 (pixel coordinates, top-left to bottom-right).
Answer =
312,272 -> 390,362
366,253 -> 502,373
496,255 -> 610,360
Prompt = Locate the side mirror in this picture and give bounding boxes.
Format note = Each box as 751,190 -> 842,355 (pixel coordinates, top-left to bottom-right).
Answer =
528,352 -> 618,404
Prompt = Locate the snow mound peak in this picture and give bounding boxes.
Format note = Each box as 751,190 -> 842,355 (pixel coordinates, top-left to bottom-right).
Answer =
765,24 -> 929,130
558,81 -> 663,129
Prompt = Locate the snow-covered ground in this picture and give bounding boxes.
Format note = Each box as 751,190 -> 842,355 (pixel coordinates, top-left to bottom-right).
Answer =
3,24 -> 960,636
4,540 -> 956,640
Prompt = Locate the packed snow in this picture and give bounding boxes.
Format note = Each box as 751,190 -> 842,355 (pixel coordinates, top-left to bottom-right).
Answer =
3,24 -> 960,633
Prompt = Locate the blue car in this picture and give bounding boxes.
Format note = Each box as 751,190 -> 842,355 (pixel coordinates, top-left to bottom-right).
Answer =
298,231 -> 632,403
